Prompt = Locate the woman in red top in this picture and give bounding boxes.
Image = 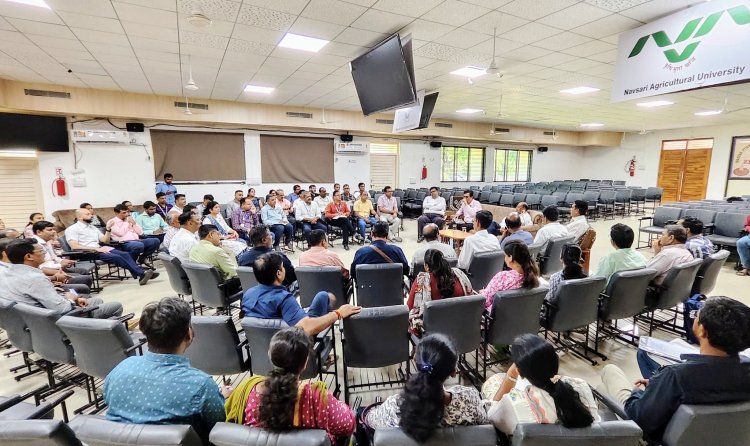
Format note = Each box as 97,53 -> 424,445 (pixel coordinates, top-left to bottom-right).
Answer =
408,249 -> 473,336
324,191 -> 355,250
737,213 -> 750,276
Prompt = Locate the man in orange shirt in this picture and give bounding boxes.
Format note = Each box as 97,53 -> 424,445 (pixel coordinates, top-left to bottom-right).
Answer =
324,191 -> 355,250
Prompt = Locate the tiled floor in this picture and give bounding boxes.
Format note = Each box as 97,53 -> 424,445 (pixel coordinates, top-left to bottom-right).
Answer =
2,214 -> 748,417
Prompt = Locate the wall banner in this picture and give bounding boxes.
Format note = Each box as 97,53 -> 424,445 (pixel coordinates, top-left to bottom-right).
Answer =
729,135 -> 750,179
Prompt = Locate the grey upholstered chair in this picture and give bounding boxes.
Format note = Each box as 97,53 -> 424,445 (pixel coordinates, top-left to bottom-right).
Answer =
157,252 -> 191,298
647,258 -> 702,311
184,316 -> 249,377
0,297 -> 37,380
355,263 -> 405,307
411,258 -> 458,278
538,236 -> 576,276
637,206 -> 683,248
374,425 -> 497,446
69,414 -> 202,446
527,242 -> 544,261
422,295 -> 485,355
296,266 -> 348,309
511,420 -> 643,445
661,401 -> 750,446
0,419 -> 82,446
0,385 -> 73,421
181,263 -> 242,315
341,305 -> 410,403
691,249 -> 729,295
706,212 -> 747,248
236,266 -> 259,291
466,251 -> 504,290
14,304 -> 75,376
599,268 -> 657,321
209,423 -> 331,446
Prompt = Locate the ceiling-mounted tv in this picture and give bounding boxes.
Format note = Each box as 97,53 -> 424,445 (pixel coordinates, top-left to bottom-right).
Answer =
0,112 -> 68,152
350,34 -> 417,116
417,92 -> 439,130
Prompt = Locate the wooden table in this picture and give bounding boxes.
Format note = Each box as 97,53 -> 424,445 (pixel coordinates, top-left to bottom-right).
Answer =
439,229 -> 472,255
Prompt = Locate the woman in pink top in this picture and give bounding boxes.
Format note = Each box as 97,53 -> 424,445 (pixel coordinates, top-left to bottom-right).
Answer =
242,327 -> 355,444
481,240 -> 541,309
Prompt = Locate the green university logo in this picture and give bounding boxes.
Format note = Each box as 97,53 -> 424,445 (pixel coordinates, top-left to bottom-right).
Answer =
628,4 -> 750,63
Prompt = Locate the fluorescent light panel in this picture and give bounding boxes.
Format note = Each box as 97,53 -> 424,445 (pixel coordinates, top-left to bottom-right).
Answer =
637,100 -> 673,108
456,108 -> 483,114
560,86 -> 600,95
580,122 -> 604,127
450,66 -> 486,78
5,0 -> 49,7
244,85 -> 274,94
278,33 -> 329,52
694,109 -> 722,116
0,150 -> 37,158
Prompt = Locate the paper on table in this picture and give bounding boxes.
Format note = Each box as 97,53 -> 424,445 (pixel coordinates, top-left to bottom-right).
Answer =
638,337 -> 696,362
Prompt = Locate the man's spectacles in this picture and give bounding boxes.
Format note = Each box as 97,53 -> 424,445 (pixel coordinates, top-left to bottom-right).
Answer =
463,195 -> 470,199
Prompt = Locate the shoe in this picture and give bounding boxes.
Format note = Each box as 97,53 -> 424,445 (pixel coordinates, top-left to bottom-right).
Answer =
344,244 -> 350,251
393,236 -> 403,243
151,271 -> 160,279
285,241 -> 294,251
139,270 -> 154,286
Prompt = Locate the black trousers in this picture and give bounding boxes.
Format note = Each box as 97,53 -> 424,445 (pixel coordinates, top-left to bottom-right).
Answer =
328,217 -> 354,245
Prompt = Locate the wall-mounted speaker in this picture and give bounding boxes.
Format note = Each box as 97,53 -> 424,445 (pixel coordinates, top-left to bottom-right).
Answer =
340,134 -> 353,142
126,122 -> 144,132
537,146 -> 548,153
430,141 -> 442,148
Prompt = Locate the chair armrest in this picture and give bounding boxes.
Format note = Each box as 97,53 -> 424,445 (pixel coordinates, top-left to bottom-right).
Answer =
637,216 -> 653,221
0,384 -> 51,412
591,387 -> 629,420
125,337 -> 148,355
664,219 -> 677,225
60,251 -> 96,260
67,305 -> 100,317
27,390 -> 75,420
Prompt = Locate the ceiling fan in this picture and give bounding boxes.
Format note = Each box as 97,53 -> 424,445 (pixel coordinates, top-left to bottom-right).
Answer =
319,108 -> 342,125
485,27 -> 503,78
495,93 -> 509,118
184,54 -> 198,91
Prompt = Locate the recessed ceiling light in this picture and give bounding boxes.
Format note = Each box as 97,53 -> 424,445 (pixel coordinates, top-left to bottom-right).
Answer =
560,86 -> 600,95
637,100 -> 673,108
580,122 -> 604,128
456,108 -> 483,114
694,109 -> 722,116
5,0 -> 50,7
450,66 -> 486,78
278,33 -> 329,52
244,85 -> 274,94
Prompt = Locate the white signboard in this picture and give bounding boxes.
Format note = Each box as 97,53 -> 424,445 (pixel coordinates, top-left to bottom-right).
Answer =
392,90 -> 425,133
612,0 -> 750,102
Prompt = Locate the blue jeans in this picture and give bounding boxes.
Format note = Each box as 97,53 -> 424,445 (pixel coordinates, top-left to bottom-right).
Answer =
270,223 -> 294,247
306,291 -> 331,317
120,238 -> 161,263
357,217 -> 377,238
96,249 -> 145,279
738,235 -> 750,269
302,221 -> 327,240
636,348 -> 661,379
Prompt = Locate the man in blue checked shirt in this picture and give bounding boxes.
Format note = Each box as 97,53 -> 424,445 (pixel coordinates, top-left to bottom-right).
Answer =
155,173 -> 178,205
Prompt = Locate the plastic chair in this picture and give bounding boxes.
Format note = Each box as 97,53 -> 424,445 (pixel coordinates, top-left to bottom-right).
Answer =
355,264 -> 405,307
236,266 -> 259,291
637,207 -> 683,248
691,249 -> 729,295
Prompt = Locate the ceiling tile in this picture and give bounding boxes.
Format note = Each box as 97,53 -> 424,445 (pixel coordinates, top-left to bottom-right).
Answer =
112,1 -> 177,28
434,28 -> 490,50
572,14 -> 642,39
308,53 -> 350,67
618,0 -> 703,22
176,0 -> 240,21
583,0 -> 649,12
371,0 -> 443,17
421,0 -> 491,26
334,27 -> 388,47
349,9 -> 413,33
227,39 -> 276,56
242,0 -> 310,15
181,31 -> 230,49
502,45 -> 552,62
117,0 -> 176,11
6,17 -> 77,39
502,22 -> 562,44
0,2 -> 63,24
72,28 -> 131,46
236,4 -> 295,31
462,10 -> 529,35
0,30 -> 30,44
528,52 -> 578,68
99,61 -> 144,73
135,49 -> 180,63
26,35 -> 87,51
232,24 -> 283,44
319,41 -> 367,57
177,17 -> 235,37
57,11 -> 125,33
533,31 -> 591,52
560,40 -> 615,57
121,21 -> 178,41
498,0 -> 578,21
400,19 -> 455,42
289,17 -> 346,40
127,36 -> 179,52
537,2 -> 612,30
301,0 -> 367,26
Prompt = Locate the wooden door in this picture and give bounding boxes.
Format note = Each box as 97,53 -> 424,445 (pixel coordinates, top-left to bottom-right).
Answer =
657,139 -> 713,202
680,149 -> 712,201
657,149 -> 685,203
0,158 -> 44,230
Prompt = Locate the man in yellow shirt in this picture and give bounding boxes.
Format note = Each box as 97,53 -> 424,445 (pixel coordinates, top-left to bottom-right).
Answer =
353,192 -> 378,243
189,224 -> 240,294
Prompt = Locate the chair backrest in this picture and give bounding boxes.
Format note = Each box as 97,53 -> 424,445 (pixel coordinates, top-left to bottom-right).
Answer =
0,297 -> 33,353
513,193 -> 526,205
415,191 -> 427,201
342,305 -> 409,368
236,266 -> 259,291
296,266 -> 347,309
14,304 -> 74,365
565,193 -> 584,206
525,194 -> 541,206
682,209 -> 717,226
180,263 -> 226,309
240,317 -> 286,376
157,252 -> 191,296
0,420 -> 82,446
615,189 -> 632,201
713,212 -> 746,237
355,264 -> 404,307
55,317 -> 136,379
467,251 -> 505,290
184,316 -> 246,376
374,425 -> 497,446
500,193 -> 514,206
692,249 -> 729,296
527,242 -> 544,260
652,258 -> 703,310
209,423 -> 331,446
412,258 -> 458,278
599,268 -> 657,320
541,195 -> 558,208
69,415 -> 202,446
646,187 -> 663,200
488,192 -> 501,204
512,420 -> 643,446
487,287 -> 548,345
599,190 -> 617,202
653,207 -> 684,228
423,295 -> 485,354
547,276 -> 606,332
540,236 -> 576,276
583,191 -> 599,202
661,401 -> 750,446
630,188 -> 646,200
479,191 -> 491,202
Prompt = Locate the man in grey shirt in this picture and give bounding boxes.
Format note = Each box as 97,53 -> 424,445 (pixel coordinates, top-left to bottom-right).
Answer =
411,223 -> 456,266
0,239 -> 122,318
499,214 -> 534,250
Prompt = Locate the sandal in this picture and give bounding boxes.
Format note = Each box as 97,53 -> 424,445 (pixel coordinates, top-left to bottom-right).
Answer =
737,269 -> 750,276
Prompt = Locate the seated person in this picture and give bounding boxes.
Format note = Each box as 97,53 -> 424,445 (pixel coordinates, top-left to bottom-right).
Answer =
0,239 -> 122,318
247,188 -> 263,209
308,184 -> 318,198
533,206 -> 569,253
363,334 -> 488,441
275,189 -> 296,227
238,225 -> 297,287
377,186 -> 402,242
241,252 -> 360,336
65,208 -> 156,285
324,191 -> 354,250
232,197 -> 261,242
230,327 -> 355,444
544,244 -> 586,308
195,194 -> 214,215
32,221 -> 93,290
498,202 -> 533,230
108,204 -> 160,265
169,212 -> 201,262
136,201 -> 169,238
294,192 -> 326,241
121,200 -> 139,219
408,250 -> 473,336
168,194 -> 188,215
350,221 -> 409,280
299,229 -> 350,279
104,297 -> 229,442
411,223 -> 455,266
353,192 -> 378,242
154,192 -> 173,219
202,200 -> 247,257
595,223 -> 647,282
225,190 -> 244,219
189,224 -> 240,294
450,190 -> 482,230
0,228 -> 20,239
600,296 -> 750,443
417,187 -> 446,241
353,182 -> 367,200
341,183 -> 354,203
261,195 -> 294,250
485,334 -> 598,436
286,184 -> 302,203
79,202 -> 106,229
499,214 -> 533,250
736,212 -> 750,276
23,212 -> 44,238
482,240 -> 540,310
681,216 -> 715,259
566,200 -> 590,242
161,212 -> 182,250
457,210 -> 500,270
647,225 -> 694,285
314,187 -> 332,212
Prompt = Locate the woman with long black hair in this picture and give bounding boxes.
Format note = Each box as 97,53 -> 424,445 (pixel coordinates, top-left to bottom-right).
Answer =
544,243 -> 587,305
481,240 -> 541,310
483,334 -> 598,436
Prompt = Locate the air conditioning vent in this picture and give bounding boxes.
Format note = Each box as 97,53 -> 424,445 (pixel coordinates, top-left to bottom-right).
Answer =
286,112 -> 313,119
434,122 -> 453,128
543,131 -> 555,136
375,119 -> 394,125
494,128 -> 511,133
174,101 -> 209,110
24,89 -> 70,99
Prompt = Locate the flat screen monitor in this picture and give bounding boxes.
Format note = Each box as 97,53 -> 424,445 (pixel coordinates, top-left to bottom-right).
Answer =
350,34 -> 417,116
417,92 -> 439,130
0,112 -> 68,152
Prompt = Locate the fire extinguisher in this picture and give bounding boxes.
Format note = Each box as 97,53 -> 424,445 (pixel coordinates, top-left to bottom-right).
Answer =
53,173 -> 67,197
628,157 -> 636,177
421,165 -> 428,180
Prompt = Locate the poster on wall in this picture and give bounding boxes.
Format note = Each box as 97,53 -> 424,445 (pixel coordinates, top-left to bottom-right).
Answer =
729,135 -> 750,179
612,0 -> 750,102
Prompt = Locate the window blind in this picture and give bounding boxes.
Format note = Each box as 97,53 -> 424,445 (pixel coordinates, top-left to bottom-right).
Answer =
151,130 -> 246,182
260,135 -> 334,183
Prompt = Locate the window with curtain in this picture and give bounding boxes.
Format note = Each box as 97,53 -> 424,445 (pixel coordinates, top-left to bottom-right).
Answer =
260,135 -> 334,183
440,146 -> 485,182
151,130 -> 246,182
495,148 -> 532,182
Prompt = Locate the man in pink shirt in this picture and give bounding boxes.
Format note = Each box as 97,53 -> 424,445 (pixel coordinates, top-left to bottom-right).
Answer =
107,203 -> 160,266
299,229 -> 351,284
451,190 -> 483,231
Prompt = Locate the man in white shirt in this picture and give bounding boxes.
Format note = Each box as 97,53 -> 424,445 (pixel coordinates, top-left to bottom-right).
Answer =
168,212 -> 201,262
294,191 -> 326,242
412,223 -> 455,266
499,202 -> 533,230
313,187 -> 332,215
647,225 -> 695,285
458,211 -> 501,270
168,194 -> 187,215
566,200 -> 590,242
533,206 -> 569,253
32,220 -> 93,289
452,190 -> 483,231
417,187 -> 446,242
377,186 -> 402,242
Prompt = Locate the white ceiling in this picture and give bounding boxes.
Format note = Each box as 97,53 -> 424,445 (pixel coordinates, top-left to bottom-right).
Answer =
1,0 -> 750,132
